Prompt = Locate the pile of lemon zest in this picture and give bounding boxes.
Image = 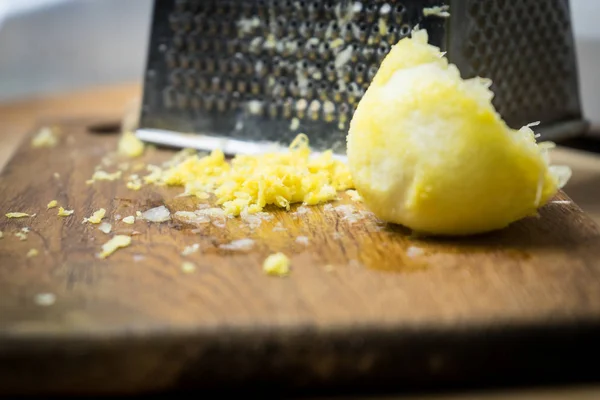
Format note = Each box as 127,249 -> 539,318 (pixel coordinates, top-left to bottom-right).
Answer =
97,235 -> 132,259
47,200 -> 58,209
263,252 -> 291,277
142,134 -> 353,216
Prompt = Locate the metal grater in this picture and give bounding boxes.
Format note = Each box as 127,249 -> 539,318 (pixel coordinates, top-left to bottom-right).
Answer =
137,0 -> 588,155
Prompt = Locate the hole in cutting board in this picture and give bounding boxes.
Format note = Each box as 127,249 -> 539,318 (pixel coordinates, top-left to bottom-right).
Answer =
87,121 -> 122,134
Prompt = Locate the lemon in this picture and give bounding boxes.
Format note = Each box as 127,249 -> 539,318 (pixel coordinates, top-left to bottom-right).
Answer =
347,29 -> 571,236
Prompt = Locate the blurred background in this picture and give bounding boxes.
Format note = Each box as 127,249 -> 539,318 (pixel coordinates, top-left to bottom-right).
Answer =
0,0 -> 598,131
0,0 -> 152,102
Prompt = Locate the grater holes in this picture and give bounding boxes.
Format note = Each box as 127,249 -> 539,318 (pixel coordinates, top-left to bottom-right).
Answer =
380,3 -> 392,19
360,46 -> 375,62
169,69 -> 184,87
365,3 -> 378,23
155,0 -> 426,133
317,81 -> 329,100
399,24 -> 411,37
202,94 -> 215,112
376,43 -> 390,59
464,0 -> 575,127
309,99 -> 321,120
283,97 -> 294,118
165,50 -> 178,69
210,76 -> 221,92
174,0 -> 187,13
296,98 -> 308,119
176,91 -> 189,110
315,20 -> 327,34
183,69 -> 196,89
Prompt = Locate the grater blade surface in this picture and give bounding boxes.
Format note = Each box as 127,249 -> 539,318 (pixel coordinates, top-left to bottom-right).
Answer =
138,0 -> 586,155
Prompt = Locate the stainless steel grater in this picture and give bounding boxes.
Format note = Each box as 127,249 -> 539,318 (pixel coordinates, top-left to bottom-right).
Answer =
137,0 -> 588,155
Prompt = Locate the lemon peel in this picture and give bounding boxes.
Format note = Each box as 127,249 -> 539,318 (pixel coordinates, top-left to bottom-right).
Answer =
347,29 -> 570,236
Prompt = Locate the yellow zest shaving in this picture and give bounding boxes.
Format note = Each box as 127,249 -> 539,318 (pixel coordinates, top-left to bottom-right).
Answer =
423,5 -> 451,18
5,212 -> 31,218
378,18 -> 388,35
31,127 -> 58,148
27,249 -> 39,258
330,38 -> 344,49
263,252 -> 291,277
35,293 -> 56,306
47,200 -> 58,209
97,235 -> 132,259
181,261 -> 196,273
126,175 -> 143,191
15,231 -> 27,241
346,189 -> 363,202
86,170 -> 122,184
83,208 -> 106,224
181,243 -> 200,256
57,207 -> 74,217
122,216 -> 135,224
118,131 -> 145,158
98,222 -> 112,234
144,134 -> 353,216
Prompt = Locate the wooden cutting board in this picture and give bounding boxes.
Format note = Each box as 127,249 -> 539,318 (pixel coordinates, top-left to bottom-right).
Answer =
1,118 -> 600,396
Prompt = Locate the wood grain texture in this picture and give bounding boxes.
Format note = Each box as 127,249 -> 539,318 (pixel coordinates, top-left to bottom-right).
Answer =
1,118 -> 600,395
